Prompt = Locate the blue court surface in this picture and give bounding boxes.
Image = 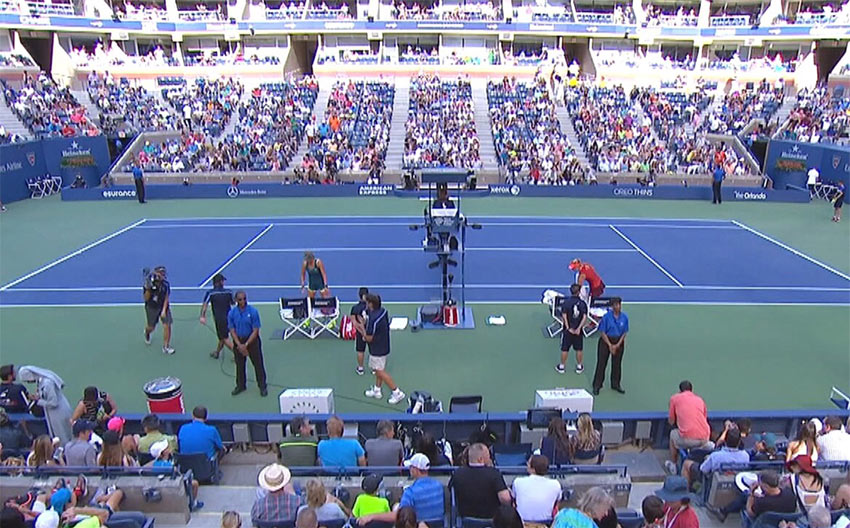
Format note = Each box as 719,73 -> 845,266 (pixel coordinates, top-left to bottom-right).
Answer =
1,216 -> 849,306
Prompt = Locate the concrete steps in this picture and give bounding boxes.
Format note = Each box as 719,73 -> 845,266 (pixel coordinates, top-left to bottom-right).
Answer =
0,96 -> 31,139
470,79 -> 498,171
287,81 -> 333,174
384,78 -> 409,172
557,105 -> 591,169
71,89 -> 102,129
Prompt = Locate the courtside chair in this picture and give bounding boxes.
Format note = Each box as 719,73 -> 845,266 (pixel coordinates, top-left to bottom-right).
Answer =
280,297 -> 311,340
308,296 -> 340,339
492,443 -> 532,466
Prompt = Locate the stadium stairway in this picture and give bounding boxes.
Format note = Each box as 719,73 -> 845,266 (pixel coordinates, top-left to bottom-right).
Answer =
383,77 -> 409,172
287,80 -> 333,174
0,96 -> 31,140
71,88 -> 102,129
556,105 -> 591,170
470,79 -> 499,171
770,95 -> 797,134
633,103 -> 660,143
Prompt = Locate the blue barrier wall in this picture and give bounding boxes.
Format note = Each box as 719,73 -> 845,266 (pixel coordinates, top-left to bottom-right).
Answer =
766,139 -> 850,190
62,182 -> 810,202
0,136 -> 110,203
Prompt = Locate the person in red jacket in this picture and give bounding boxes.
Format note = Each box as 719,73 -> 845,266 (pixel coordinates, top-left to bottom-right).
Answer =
569,259 -> 605,299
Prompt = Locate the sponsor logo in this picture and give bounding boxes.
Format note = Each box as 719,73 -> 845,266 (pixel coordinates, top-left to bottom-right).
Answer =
733,191 -> 767,200
102,189 -> 136,198
61,140 -> 96,168
358,184 -> 394,196
834,155 -> 841,169
26,152 -> 36,166
779,144 -> 809,161
489,184 -> 519,195
612,187 -> 654,197
227,186 -> 240,198
529,23 -> 555,31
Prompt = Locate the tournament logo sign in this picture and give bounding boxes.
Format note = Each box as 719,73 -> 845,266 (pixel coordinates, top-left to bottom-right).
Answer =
60,141 -> 96,168
27,152 -> 36,166
834,155 -> 841,170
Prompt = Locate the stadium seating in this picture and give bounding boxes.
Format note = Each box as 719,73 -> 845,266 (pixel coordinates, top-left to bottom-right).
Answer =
404,74 -> 480,169
780,87 -> 850,145
2,73 -> 99,138
304,80 -> 395,176
87,73 -> 178,136
487,77 -> 581,184
699,81 -> 784,135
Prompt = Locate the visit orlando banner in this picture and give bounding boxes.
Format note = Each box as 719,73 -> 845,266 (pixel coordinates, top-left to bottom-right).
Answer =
765,139 -> 850,189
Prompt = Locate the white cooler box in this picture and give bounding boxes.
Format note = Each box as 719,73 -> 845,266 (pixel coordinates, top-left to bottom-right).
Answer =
279,388 -> 335,414
534,388 -> 594,413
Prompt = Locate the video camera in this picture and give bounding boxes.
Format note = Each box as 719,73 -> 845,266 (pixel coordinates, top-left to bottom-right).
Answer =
142,266 -> 165,290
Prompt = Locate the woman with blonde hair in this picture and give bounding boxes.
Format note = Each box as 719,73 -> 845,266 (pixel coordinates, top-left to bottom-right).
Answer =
26,435 -> 63,467
300,251 -> 330,299
221,511 -> 241,528
296,479 -> 348,521
553,487 -> 615,528
571,413 -> 602,462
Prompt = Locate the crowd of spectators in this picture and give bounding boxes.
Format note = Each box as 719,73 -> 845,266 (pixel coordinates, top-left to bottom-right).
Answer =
2,72 -> 99,138
301,80 -> 394,180
698,80 -> 785,135
574,4 -> 633,24
404,74 -> 480,169
643,4 -> 698,26
307,0 -> 351,18
176,3 -> 226,21
566,83 -> 666,174
127,76 -> 317,173
162,77 -> 243,137
633,87 -> 750,176
0,125 -> 26,144
86,71 -> 177,136
704,53 -> 797,73
779,87 -> 850,145
392,0 -> 500,20
264,0 -> 306,19
118,1 -> 169,20
0,54 -> 36,69
489,75 -> 582,184
399,46 -> 441,64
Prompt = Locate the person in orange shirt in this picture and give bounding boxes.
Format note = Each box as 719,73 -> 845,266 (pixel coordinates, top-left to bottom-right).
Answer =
329,114 -> 340,134
569,259 -> 605,299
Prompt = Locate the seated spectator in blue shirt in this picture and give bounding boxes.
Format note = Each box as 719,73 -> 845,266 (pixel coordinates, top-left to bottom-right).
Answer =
317,415 -> 365,468
178,406 -> 223,459
355,453 -> 445,525
682,427 -> 749,490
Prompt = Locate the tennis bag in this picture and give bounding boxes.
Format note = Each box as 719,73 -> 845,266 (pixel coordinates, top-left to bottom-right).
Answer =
339,316 -> 356,340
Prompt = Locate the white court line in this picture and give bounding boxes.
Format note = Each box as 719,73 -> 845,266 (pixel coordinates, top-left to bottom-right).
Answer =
135,221 -> 728,230
0,218 -> 147,291
732,220 -> 850,282
197,224 -> 274,287
4,284 -> 849,292
145,214 -> 737,224
609,225 -> 685,288
1,301 -> 848,308
244,247 -> 638,253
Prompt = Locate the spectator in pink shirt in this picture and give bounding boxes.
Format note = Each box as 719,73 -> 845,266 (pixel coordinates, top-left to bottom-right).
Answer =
666,380 -> 713,472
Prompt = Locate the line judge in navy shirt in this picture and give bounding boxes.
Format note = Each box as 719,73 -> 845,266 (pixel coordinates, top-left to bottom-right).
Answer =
227,290 -> 268,397
591,297 -> 629,396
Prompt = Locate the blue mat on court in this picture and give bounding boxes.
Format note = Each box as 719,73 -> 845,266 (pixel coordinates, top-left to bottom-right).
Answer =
1,216 -> 848,306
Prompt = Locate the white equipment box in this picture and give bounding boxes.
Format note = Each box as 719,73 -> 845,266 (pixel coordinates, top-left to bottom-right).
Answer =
279,388 -> 335,414
534,388 -> 594,413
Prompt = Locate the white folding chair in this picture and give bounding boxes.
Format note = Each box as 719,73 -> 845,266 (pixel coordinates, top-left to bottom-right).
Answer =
542,289 -> 565,338
279,297 -> 311,340
27,177 -> 45,198
50,174 -> 63,193
308,296 -> 339,338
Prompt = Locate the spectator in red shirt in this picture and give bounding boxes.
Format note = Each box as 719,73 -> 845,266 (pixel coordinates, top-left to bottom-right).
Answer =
655,476 -> 699,528
666,380 -> 713,472
569,259 -> 605,298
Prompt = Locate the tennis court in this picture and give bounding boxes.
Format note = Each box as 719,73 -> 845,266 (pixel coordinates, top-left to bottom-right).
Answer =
1,215 -> 848,307
0,198 -> 847,413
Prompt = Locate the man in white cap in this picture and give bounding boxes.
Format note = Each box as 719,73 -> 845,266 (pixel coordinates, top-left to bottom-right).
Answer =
356,453 -> 445,526
251,464 -> 302,525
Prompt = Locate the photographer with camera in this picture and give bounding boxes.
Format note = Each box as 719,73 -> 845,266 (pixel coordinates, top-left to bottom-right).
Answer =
143,266 -> 174,355
70,385 -> 118,433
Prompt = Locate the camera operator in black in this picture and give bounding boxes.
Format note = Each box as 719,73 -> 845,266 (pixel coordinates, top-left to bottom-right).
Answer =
143,266 -> 174,355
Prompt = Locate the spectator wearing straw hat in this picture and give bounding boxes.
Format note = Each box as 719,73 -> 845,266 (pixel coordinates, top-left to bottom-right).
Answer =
251,464 -> 302,524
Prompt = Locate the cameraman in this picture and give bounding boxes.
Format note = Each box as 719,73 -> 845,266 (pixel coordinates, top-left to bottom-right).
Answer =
143,266 -> 174,355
